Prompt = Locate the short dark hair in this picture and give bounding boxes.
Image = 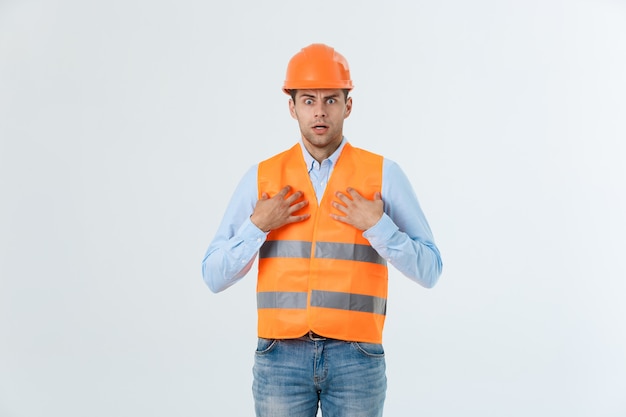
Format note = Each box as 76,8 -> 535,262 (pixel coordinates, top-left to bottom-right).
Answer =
289,89 -> 350,102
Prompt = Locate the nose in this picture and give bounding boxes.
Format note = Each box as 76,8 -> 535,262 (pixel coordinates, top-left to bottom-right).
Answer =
314,102 -> 326,118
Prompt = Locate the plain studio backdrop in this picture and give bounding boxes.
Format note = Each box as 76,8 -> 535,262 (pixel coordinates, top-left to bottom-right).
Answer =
1,0 -> 625,416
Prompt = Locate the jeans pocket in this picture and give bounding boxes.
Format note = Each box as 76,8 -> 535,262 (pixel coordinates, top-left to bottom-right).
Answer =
352,341 -> 385,358
255,338 -> 278,355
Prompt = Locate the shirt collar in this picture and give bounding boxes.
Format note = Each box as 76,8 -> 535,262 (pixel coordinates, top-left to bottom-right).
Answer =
300,137 -> 347,172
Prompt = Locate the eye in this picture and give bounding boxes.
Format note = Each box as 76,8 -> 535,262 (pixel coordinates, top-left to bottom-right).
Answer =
304,99 -> 313,105
327,98 -> 336,104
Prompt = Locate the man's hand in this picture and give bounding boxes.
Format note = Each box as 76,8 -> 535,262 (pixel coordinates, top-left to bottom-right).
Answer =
330,187 -> 383,231
250,185 -> 310,232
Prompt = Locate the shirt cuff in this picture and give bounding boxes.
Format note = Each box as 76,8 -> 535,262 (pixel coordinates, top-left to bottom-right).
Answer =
363,213 -> 398,245
239,217 -> 269,242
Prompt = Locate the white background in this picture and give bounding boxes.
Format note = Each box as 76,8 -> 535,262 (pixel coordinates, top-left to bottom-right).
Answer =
1,0 -> 625,416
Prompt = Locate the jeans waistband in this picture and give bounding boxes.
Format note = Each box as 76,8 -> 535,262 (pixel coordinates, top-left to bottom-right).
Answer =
298,330 -> 327,341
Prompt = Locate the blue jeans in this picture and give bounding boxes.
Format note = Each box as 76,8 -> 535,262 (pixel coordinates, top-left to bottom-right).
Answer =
252,334 -> 387,417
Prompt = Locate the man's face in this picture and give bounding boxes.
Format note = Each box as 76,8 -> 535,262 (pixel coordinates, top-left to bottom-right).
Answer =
289,89 -> 352,158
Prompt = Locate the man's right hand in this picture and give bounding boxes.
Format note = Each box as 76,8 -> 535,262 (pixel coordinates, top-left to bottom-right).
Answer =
250,185 -> 310,232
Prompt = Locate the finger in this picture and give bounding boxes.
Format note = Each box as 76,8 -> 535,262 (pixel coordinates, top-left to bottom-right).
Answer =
276,185 -> 291,198
330,213 -> 349,224
332,201 -> 348,214
259,192 -> 269,200
285,190 -> 304,204
289,200 -> 309,214
374,191 -> 382,201
334,191 -> 350,204
347,187 -> 365,201
287,213 -> 310,224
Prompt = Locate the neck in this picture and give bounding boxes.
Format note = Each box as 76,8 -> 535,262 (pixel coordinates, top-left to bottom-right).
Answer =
302,138 -> 342,164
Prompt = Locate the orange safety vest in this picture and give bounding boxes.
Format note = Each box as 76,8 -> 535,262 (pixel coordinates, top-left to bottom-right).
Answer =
257,143 -> 388,343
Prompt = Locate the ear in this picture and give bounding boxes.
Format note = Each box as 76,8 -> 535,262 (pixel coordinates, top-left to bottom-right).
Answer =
343,96 -> 353,119
289,98 -> 298,120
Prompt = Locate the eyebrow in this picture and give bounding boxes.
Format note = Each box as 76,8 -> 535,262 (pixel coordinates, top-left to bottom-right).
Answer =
300,93 -> 340,100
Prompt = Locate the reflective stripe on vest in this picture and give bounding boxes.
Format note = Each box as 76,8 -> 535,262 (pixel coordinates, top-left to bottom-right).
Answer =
257,291 -> 307,309
310,290 -> 387,315
257,290 -> 386,316
259,240 -> 311,259
260,240 -> 386,265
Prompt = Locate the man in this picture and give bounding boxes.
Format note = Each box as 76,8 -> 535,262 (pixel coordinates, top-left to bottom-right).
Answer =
202,43 -> 442,417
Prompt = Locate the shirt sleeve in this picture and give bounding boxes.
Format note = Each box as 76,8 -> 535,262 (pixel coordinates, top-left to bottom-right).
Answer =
201,165 -> 268,293
363,159 -> 443,288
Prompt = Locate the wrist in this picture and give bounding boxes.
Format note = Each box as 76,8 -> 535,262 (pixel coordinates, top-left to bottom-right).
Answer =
250,215 -> 269,232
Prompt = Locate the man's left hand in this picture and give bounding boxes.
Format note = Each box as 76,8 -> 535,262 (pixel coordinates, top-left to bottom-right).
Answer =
330,187 -> 383,231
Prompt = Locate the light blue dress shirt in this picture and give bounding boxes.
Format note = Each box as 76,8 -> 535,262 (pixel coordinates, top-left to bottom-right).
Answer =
202,138 -> 442,293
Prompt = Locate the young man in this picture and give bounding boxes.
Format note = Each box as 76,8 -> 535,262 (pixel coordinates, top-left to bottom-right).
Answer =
202,43 -> 442,417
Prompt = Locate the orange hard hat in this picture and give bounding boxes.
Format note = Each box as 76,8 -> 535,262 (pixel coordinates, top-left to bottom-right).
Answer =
282,43 -> 353,94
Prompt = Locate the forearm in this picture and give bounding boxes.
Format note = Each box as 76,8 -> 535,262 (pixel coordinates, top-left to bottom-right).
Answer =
364,214 -> 442,288
202,218 -> 267,293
